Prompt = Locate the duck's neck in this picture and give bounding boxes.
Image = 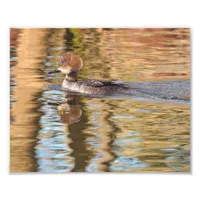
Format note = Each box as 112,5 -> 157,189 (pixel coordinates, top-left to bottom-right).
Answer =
65,71 -> 77,82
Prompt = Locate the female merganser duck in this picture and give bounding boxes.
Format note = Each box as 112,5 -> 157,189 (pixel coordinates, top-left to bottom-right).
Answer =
48,52 -> 130,94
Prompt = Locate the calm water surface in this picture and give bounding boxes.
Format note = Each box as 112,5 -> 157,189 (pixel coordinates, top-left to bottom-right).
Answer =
10,28 -> 190,172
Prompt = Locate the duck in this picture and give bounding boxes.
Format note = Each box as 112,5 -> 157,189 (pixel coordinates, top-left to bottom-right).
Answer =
48,52 -> 130,94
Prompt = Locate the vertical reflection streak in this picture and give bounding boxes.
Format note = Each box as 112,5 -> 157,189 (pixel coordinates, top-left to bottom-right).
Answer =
10,28 -> 51,172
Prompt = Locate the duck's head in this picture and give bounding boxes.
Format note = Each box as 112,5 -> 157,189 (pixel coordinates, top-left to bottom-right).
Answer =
48,52 -> 83,78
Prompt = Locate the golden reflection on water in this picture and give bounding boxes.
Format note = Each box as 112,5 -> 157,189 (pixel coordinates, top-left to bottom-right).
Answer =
10,28 -> 190,172
10,28 -> 50,172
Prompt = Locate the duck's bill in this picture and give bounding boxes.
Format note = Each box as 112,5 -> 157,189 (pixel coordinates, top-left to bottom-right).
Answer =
48,69 -> 61,74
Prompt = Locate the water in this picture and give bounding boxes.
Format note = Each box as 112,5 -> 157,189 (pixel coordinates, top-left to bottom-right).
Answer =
10,28 -> 190,172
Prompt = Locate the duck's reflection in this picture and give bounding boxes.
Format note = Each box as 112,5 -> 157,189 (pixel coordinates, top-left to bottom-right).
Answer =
57,94 -> 92,172
57,95 -> 82,125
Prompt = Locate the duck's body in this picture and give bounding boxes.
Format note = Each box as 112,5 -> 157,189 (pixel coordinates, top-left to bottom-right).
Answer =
62,78 -> 130,94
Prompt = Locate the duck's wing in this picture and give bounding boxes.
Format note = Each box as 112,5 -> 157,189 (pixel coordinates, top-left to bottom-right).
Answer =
82,79 -> 126,87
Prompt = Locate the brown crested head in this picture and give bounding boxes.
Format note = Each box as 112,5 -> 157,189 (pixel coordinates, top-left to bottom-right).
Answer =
58,52 -> 83,72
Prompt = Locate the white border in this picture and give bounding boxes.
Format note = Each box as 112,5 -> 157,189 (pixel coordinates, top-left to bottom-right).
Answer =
1,0 -> 199,200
